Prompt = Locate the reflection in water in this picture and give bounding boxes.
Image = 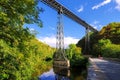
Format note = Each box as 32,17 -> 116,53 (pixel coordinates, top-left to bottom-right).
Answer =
53,67 -> 70,77
55,74 -> 70,80
54,67 -> 70,80
39,67 -> 86,80
39,69 -> 55,80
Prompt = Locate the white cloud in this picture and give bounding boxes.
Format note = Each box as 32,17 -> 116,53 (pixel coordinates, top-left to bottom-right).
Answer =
93,20 -> 99,24
29,28 -> 35,31
29,28 -> 39,34
38,36 -> 56,48
90,20 -> 103,30
115,0 -> 120,11
49,26 -> 55,30
77,6 -> 84,12
64,37 -> 79,48
92,0 -> 111,10
38,36 -> 79,48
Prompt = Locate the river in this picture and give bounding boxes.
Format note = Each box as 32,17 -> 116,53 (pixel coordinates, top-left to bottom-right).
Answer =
39,67 -> 87,80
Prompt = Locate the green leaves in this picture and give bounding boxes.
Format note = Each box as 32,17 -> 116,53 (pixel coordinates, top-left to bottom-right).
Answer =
99,22 -> 120,44
92,39 -> 120,58
0,12 -> 9,24
77,22 -> 120,56
0,0 -> 55,79
0,0 -> 43,27
65,44 -> 88,67
0,40 -> 18,80
0,33 -> 55,79
66,44 -> 81,59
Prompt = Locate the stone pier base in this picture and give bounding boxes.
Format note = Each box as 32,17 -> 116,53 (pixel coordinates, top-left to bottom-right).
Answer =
53,60 -> 70,69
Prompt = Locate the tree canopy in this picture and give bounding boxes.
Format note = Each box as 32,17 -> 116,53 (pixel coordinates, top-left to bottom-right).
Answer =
99,22 -> 120,44
0,0 -> 43,28
0,0 -> 55,80
77,22 -> 120,58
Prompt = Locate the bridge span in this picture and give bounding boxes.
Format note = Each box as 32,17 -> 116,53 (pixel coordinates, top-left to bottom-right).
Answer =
41,0 -> 98,69
41,0 -> 98,32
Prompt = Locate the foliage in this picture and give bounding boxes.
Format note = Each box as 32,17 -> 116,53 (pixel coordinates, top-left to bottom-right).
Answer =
76,32 -> 99,54
92,39 -> 111,56
0,0 -> 43,28
77,22 -> 120,58
99,22 -> 120,44
0,0 -> 55,80
0,30 -> 55,80
70,54 -> 88,68
66,44 -> 88,68
66,44 -> 81,59
102,44 -> 120,58
76,37 -> 85,53
92,39 -> 120,58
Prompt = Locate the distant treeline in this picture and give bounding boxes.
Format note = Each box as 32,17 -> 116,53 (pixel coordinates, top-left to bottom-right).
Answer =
77,22 -> 120,58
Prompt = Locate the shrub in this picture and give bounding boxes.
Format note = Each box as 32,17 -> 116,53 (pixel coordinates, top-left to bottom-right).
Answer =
93,39 -> 120,58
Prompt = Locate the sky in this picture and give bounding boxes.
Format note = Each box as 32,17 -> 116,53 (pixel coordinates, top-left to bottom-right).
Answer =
24,0 -> 120,48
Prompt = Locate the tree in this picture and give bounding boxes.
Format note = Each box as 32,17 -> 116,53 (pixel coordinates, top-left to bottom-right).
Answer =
99,22 -> 120,44
65,44 -> 88,68
92,39 -> 111,56
0,0 -> 50,79
93,39 -> 120,58
0,0 -> 43,46
77,22 -> 120,56
66,44 -> 81,59
0,0 -> 43,28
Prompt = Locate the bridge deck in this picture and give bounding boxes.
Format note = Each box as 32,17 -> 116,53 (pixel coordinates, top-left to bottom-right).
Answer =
41,0 -> 98,32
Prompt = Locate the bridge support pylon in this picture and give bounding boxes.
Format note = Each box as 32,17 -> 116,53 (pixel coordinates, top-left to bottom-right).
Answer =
53,6 -> 70,69
84,27 -> 90,55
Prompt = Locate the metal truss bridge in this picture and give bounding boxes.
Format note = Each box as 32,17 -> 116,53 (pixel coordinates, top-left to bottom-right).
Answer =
41,0 -> 98,32
41,0 -> 98,68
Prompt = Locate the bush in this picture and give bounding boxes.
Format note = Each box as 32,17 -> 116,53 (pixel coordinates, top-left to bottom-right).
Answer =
70,55 -> 88,68
102,44 -> 120,58
66,44 -> 88,68
92,39 -> 120,58
0,38 -> 54,80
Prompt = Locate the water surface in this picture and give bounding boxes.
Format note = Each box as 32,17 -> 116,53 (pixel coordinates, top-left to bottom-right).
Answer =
39,67 -> 87,80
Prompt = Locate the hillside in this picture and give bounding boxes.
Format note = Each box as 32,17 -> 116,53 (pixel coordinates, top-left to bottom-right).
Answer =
0,27 -> 55,79
77,22 -> 120,58
0,0 -> 56,79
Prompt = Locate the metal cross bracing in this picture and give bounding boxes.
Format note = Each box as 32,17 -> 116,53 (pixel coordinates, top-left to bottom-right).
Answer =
41,0 -> 98,56
41,0 -> 98,32
56,7 -> 64,52
54,6 -> 67,61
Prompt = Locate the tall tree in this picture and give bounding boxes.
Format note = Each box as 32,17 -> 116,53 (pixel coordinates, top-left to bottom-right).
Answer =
0,0 -> 43,46
0,0 -> 43,28
0,0 -> 47,79
99,22 -> 120,44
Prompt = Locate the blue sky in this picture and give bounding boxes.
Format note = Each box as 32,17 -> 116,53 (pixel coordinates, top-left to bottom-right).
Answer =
25,0 -> 120,48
